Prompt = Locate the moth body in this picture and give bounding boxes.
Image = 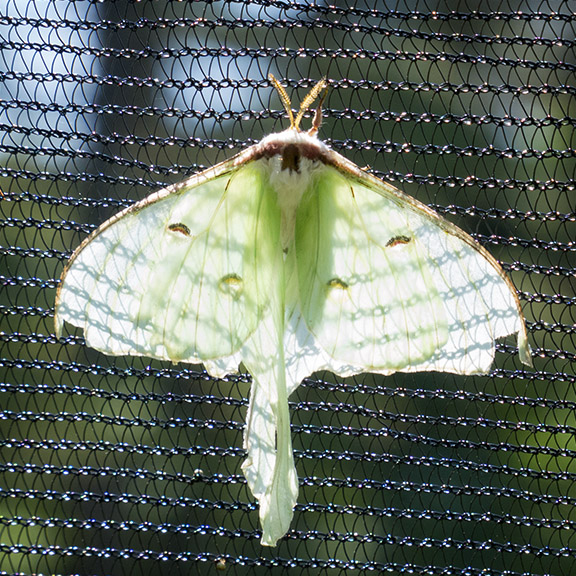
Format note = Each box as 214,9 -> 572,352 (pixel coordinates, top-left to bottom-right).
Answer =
257,128 -> 328,250
55,76 -> 531,547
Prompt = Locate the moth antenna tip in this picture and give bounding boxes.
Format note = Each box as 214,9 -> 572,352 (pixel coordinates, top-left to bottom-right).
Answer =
269,74 -> 295,128
294,77 -> 328,132
308,80 -> 329,136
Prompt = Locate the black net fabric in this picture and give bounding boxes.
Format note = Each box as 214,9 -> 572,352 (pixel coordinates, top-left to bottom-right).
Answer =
1,2 -> 574,575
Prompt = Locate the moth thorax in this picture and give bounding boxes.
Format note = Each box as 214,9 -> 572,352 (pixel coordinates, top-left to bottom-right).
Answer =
267,155 -> 316,250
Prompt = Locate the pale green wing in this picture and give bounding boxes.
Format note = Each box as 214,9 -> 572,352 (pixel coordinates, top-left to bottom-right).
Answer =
56,160 -> 281,367
295,165 -> 528,375
57,156 -> 298,546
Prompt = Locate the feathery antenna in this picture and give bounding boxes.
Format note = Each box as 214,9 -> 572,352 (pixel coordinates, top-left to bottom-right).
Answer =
269,74 -> 327,132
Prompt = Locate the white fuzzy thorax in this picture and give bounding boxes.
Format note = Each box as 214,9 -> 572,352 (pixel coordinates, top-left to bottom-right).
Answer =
260,129 -> 329,250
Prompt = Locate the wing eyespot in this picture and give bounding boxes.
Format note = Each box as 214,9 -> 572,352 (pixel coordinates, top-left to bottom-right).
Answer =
218,273 -> 244,299
385,235 -> 412,248
167,222 -> 191,237
327,278 -> 349,290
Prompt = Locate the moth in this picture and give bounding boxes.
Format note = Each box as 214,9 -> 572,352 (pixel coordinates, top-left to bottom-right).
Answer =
55,75 -> 531,546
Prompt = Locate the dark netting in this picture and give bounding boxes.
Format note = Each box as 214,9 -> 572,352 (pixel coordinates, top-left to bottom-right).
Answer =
0,1 -> 574,574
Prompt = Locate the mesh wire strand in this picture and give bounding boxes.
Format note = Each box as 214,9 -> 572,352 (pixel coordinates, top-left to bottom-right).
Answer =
1,1 -> 575,575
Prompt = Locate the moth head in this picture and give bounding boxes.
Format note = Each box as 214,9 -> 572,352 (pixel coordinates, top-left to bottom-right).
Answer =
269,74 -> 328,136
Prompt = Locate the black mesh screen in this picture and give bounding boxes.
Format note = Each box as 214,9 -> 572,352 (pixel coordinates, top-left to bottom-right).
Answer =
1,1 -> 574,575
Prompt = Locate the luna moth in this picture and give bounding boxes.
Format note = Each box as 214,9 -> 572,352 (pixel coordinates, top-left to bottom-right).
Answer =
55,75 -> 531,546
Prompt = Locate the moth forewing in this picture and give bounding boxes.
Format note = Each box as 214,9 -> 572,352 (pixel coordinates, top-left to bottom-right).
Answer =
318,146 -> 532,369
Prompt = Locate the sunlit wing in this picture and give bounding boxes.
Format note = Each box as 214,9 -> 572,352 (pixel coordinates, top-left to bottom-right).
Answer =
294,163 -> 530,376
